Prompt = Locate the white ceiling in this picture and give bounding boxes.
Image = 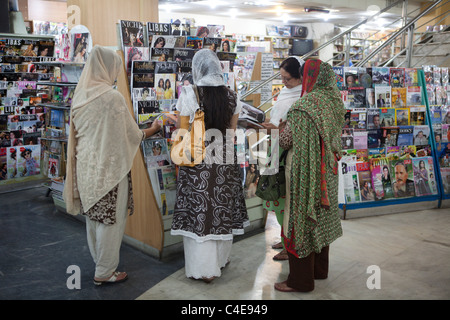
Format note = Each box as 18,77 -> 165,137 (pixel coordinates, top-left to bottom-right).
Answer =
158,0 -> 428,29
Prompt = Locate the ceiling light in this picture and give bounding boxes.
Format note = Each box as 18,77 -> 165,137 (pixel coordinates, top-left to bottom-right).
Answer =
304,7 -> 330,14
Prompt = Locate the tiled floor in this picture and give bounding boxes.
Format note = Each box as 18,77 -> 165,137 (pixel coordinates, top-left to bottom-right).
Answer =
1,186 -> 450,300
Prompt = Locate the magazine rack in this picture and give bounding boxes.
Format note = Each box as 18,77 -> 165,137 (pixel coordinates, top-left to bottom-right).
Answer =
339,68 -> 443,219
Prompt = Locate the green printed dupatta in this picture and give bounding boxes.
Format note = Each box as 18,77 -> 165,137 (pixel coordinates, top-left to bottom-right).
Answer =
283,59 -> 346,258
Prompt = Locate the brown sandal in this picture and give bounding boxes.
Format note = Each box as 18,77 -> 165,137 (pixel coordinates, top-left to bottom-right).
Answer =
273,249 -> 288,261
272,242 -> 283,249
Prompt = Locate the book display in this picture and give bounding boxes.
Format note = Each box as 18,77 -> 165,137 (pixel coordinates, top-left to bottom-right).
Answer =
0,34 -> 57,187
118,20 -> 267,252
335,65 -> 446,218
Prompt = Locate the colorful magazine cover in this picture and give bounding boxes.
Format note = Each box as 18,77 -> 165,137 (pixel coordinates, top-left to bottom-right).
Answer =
381,126 -> 399,147
125,46 -> 150,75
186,36 -> 203,50
410,106 -> 426,126
358,170 -> 376,201
19,144 -> 40,176
413,125 -> 430,145
344,67 -> 359,88
142,138 -> 171,168
395,108 -> 410,126
412,157 -> 437,196
441,167 -> 450,194
391,87 -> 407,107
405,68 -> 419,86
150,48 -> 174,62
367,109 -> 381,130
390,158 -> 415,198
203,37 -> 222,52
333,66 -> 344,90
389,68 -> 405,87
407,86 -> 422,105
220,38 -> 236,52
119,20 -> 145,47
147,22 -> 171,46
151,35 -> 177,49
47,154 -> 60,179
372,67 -> 390,86
375,86 -> 391,108
154,74 -> 176,100
397,126 -> 414,146
379,108 -> 396,127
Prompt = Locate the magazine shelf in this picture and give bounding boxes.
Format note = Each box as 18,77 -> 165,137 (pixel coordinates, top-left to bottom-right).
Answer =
112,20 -> 267,258
335,65 -> 446,219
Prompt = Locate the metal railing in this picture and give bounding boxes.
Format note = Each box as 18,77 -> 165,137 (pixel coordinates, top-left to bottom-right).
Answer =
241,0 -> 449,109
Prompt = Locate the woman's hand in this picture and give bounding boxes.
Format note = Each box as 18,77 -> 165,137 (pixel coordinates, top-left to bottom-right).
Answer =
278,120 -> 287,132
142,121 -> 162,139
260,121 -> 278,134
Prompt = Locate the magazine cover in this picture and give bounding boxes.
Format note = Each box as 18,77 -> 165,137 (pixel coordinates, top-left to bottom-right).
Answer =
372,67 -> 390,86
398,145 -> 417,159
142,138 -> 171,168
147,22 -> 171,46
413,125 -> 430,145
19,145 -> 40,176
154,74 -> 176,100
155,61 -> 178,74
390,68 -> 405,87
405,68 -> 419,86
176,73 -> 193,98
207,25 -> 225,37
333,66 -> 344,90
151,35 -> 177,49
441,167 -> 450,194
344,67 -> 359,88
442,124 -> 450,143
412,157 -> 437,196
395,108 -> 410,126
366,88 -> 376,108
70,33 -> 89,62
381,127 -> 399,147
391,87 -> 407,107
358,68 -> 372,88
119,20 -> 145,48
150,48 -> 174,62
341,160 -> 361,203
176,60 -> 192,73
348,87 -> 365,108
174,48 -> 195,61
410,106 -> 426,126
353,130 -> 368,149
406,86 -> 422,106
186,36 -> 203,50
220,39 -> 236,53
132,87 -> 157,102
367,109 -> 381,130
132,61 -> 155,74
131,72 -> 154,89
390,158 -> 415,197
48,154 -> 60,179
370,157 -> 393,199
358,170 -> 376,201
349,109 -> 367,129
203,37 -> 222,52
135,100 -> 161,123
125,47 -> 150,74
367,129 -> 382,148
171,21 -> 190,36
379,108 -> 396,127
341,128 -> 354,150
216,52 -> 237,71
375,86 -> 391,108
0,147 -> 6,180
397,126 -> 414,146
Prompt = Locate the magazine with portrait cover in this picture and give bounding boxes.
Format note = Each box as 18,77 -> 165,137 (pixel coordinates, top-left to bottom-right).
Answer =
176,60 -> 192,73
150,48 -> 174,62
389,68 -> 405,88
343,67 -> 359,88
135,100 -> 161,124
397,126 -> 414,146
395,108 -> 410,126
367,129 -> 382,148
207,25 -> 225,37
151,35 -> 177,49
203,37 -> 222,52
132,87 -> 157,102
341,128 -> 354,150
186,36 -> 203,50
220,39 -> 236,53
154,74 -> 176,100
413,125 -> 430,145
358,67 -> 372,88
124,46 -> 150,75
147,22 -> 171,46
372,67 -> 390,87
370,156 -> 393,200
406,86 -> 422,105
390,158 -> 415,198
143,138 -> 171,168
367,109 -> 381,130
47,153 -> 60,179
349,108 -> 367,129
216,52 -> 237,72
410,106 -> 426,126
358,170 -> 376,201
174,48 -> 195,61
374,86 -> 391,108
412,157 -> 437,196
366,88 -> 376,108
19,144 -> 40,177
119,20 -> 145,48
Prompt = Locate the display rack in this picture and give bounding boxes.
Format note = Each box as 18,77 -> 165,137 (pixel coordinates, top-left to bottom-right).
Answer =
337,67 -> 444,219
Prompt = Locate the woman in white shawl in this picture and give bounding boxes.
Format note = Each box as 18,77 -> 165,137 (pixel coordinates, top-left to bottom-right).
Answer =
261,57 -> 304,261
63,46 -> 160,285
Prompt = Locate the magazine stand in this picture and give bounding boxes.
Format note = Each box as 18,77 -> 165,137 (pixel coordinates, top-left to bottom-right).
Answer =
339,69 -> 443,219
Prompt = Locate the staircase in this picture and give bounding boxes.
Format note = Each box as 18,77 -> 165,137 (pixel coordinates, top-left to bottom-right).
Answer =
394,30 -> 450,67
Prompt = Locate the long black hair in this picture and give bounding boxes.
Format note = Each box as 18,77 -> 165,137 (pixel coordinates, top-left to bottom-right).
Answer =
197,86 -> 236,134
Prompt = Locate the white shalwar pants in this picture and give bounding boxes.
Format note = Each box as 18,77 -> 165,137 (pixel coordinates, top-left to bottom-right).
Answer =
183,236 -> 233,279
85,176 -> 129,279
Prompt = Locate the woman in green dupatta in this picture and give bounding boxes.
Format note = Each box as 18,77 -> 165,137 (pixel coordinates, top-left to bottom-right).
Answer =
275,59 -> 346,292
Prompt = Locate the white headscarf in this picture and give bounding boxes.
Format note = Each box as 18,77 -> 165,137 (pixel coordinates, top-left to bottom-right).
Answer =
176,49 -> 225,123
63,45 -> 143,215
269,56 -> 305,126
